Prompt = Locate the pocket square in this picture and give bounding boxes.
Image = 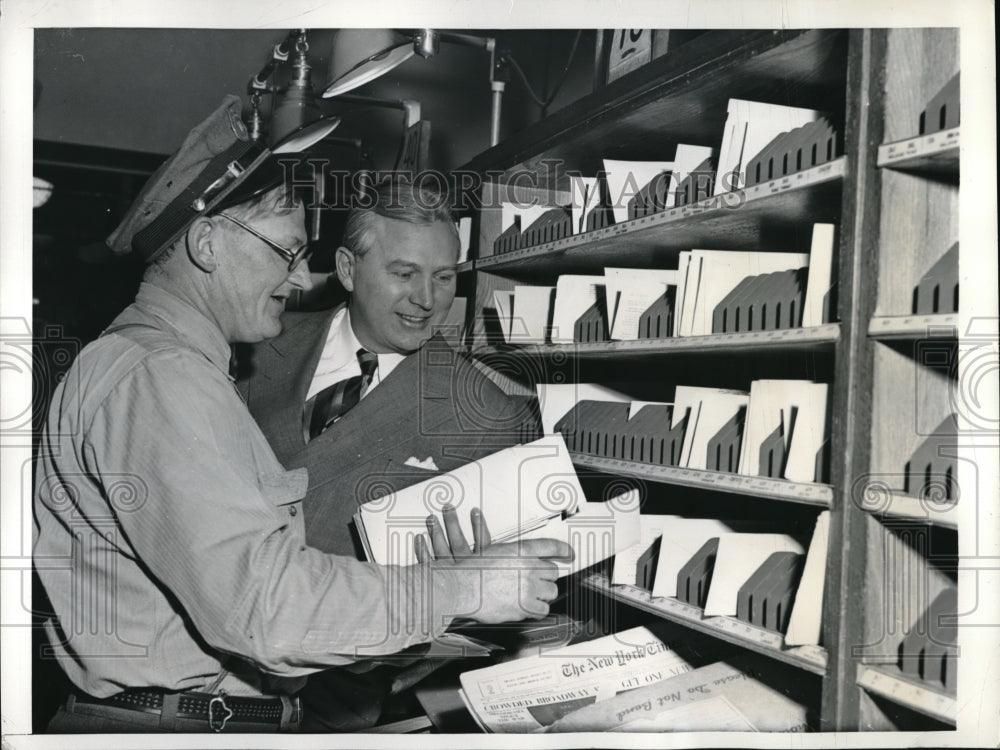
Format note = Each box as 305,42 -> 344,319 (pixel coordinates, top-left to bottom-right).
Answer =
404,455 -> 439,471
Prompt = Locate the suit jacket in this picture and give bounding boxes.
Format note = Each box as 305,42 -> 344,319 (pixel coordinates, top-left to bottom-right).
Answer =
237,308 -> 541,557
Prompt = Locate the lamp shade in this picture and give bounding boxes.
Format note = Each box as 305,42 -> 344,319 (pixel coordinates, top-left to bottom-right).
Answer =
274,116 -> 341,153
323,29 -> 414,97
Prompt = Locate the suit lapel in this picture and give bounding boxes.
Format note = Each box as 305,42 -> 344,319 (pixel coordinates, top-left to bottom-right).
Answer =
244,308 -> 337,463
291,341 -> 457,484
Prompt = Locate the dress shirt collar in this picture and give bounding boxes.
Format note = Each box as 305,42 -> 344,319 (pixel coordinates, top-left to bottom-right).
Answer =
326,305 -> 363,373
327,306 -> 406,377
121,281 -> 233,376
305,306 -> 406,402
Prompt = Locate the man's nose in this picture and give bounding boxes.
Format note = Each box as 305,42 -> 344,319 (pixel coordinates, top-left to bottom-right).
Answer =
409,276 -> 433,310
288,262 -> 314,291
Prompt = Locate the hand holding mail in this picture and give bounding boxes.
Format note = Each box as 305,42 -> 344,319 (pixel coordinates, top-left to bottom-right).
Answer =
416,503 -> 492,560
422,504 -> 574,623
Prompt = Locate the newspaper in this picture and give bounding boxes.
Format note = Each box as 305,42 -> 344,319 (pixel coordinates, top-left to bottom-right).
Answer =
543,654 -> 811,732
457,626 -> 697,733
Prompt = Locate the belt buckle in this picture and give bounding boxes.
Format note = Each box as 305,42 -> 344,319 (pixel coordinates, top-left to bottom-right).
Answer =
208,690 -> 234,732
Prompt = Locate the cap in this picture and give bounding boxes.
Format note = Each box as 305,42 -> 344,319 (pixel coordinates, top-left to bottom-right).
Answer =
108,95 -> 338,263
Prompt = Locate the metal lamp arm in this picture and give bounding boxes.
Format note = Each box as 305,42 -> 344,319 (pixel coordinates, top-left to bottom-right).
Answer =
249,29 -> 305,92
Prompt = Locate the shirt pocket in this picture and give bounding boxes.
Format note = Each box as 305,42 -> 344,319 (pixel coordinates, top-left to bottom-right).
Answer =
258,467 -> 308,524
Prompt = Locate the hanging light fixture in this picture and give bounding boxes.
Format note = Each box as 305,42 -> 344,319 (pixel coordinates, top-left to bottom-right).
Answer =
322,29 -> 417,98
322,29 -> 505,147
269,32 -> 324,147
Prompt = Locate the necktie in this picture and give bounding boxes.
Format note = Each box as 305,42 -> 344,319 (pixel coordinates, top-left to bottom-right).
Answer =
307,349 -> 379,440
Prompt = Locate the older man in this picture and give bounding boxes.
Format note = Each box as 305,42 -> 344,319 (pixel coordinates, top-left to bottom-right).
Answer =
33,97 -> 569,734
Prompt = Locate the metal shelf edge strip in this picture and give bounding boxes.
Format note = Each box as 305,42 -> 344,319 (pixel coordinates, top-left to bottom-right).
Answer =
474,324 -> 840,358
571,454 -> 833,506
475,159 -> 847,270
584,574 -> 828,675
856,664 -> 957,724
868,314 -> 958,339
876,128 -> 960,169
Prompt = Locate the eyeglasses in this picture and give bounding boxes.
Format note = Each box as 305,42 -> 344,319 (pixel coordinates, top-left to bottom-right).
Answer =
215,212 -> 313,272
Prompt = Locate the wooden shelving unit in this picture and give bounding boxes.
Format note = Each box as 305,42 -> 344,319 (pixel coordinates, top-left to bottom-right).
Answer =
852,27 -> 962,733
456,27 -> 975,733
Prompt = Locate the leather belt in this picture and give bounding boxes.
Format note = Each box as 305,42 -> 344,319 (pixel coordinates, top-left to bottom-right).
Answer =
68,688 -> 301,732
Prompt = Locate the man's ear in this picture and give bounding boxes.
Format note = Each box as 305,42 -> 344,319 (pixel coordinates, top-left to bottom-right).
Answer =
186,217 -> 217,273
335,246 -> 356,292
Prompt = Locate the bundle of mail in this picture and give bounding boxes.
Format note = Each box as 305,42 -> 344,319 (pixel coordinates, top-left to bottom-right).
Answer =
354,435 -> 641,575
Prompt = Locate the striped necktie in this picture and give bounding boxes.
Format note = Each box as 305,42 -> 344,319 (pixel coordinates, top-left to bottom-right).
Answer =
307,348 -> 379,440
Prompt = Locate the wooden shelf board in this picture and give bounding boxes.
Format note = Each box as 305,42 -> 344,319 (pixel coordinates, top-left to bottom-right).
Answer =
474,159 -> 846,279
869,314 -> 958,340
876,128 -> 959,176
461,30 -> 847,184
473,324 -> 840,361
456,261 -> 475,274
570,453 -> 833,507
862,490 -> 959,530
584,574 -> 828,676
857,664 -> 956,725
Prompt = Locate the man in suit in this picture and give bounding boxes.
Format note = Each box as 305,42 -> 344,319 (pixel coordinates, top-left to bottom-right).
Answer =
237,177 -> 543,729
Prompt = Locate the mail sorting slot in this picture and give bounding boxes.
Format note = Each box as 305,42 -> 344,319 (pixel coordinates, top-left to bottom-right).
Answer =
521,207 -> 572,248
676,537 -> 719,608
637,288 -> 676,339
706,408 -> 746,473
759,421 -> 788,479
586,205 -> 614,232
627,171 -> 673,220
898,586 -> 958,692
554,401 -> 689,467
493,215 -> 522,255
920,72 -> 960,135
735,551 -> 805,634
712,268 -> 808,334
744,117 -> 838,188
636,536 -> 662,591
675,156 -> 715,207
574,300 -> 610,343
912,243 -> 958,315
904,414 -> 958,503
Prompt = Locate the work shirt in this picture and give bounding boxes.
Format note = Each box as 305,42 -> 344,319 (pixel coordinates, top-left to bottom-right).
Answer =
33,282 -> 461,699
305,306 -> 404,401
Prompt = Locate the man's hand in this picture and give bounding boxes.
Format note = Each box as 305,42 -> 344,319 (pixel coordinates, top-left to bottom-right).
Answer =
417,505 -> 574,624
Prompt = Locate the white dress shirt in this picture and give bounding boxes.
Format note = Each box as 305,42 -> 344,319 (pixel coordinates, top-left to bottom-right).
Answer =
306,306 -> 405,402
